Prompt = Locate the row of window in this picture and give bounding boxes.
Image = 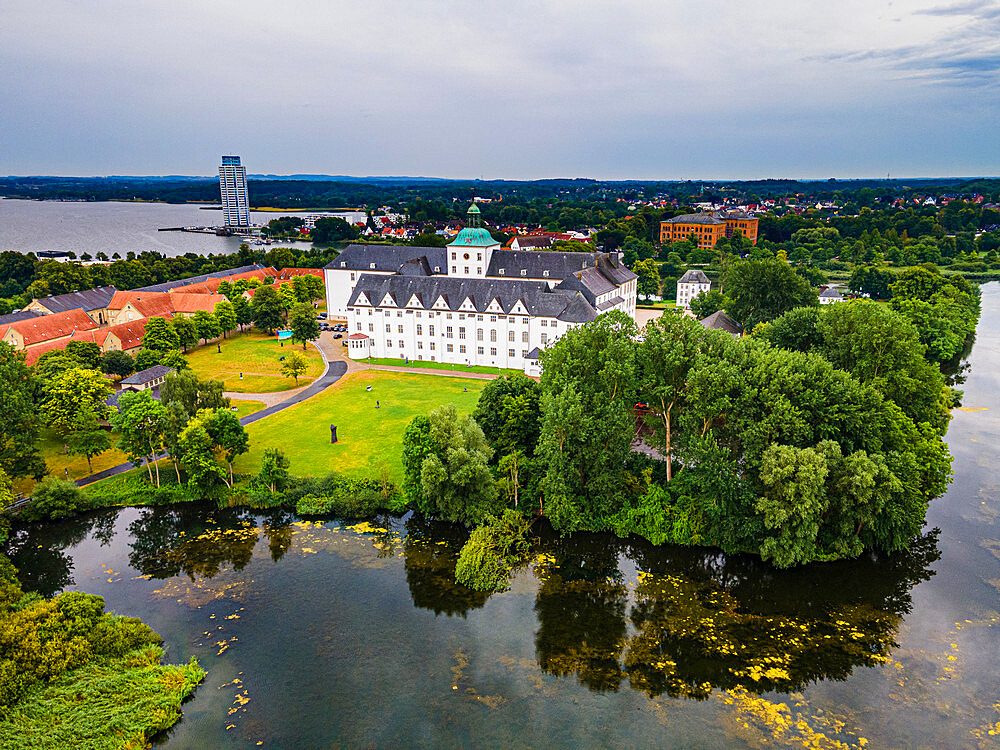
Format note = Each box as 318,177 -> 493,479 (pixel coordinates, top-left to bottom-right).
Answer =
361,309 -> 537,322
384,339 -> 529,359
375,322 -> 536,343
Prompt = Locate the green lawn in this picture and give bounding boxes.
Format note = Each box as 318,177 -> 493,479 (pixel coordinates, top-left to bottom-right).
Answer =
13,428 -> 132,496
363,357 -> 523,377
229,399 -> 266,418
233,370 -> 486,482
185,330 -> 324,393
637,301 -> 677,309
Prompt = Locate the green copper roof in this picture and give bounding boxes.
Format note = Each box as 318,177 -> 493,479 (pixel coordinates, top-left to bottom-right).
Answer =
448,227 -> 499,248
448,202 -> 497,247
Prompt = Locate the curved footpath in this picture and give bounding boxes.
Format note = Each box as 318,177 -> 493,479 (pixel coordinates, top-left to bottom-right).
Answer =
76,338 -> 347,487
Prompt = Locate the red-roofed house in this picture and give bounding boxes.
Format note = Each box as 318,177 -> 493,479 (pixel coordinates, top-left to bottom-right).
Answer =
1,308 -> 99,352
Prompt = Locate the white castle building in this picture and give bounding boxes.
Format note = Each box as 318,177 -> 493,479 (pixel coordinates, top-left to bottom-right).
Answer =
324,204 -> 637,375
675,269 -> 711,308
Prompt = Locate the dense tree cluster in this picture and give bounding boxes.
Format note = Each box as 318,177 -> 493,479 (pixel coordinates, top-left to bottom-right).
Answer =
404,299 -> 970,568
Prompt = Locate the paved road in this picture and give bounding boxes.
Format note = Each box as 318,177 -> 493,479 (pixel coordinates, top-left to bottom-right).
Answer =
75,350 -> 348,487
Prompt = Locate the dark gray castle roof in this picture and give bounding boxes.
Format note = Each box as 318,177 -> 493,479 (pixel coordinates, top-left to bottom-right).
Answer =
700,310 -> 742,335
135,264 -> 266,294
325,245 -> 448,274
33,286 -> 118,314
0,310 -> 44,326
486,249 -> 602,280
347,274 -> 599,323
120,364 -> 176,385
678,269 -> 711,284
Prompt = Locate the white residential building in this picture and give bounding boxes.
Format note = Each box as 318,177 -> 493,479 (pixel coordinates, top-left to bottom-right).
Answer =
329,204 -> 637,376
676,269 -> 712,308
819,286 -> 844,305
219,155 -> 251,227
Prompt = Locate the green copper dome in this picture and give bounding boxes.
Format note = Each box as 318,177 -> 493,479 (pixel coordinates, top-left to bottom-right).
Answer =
448,203 -> 498,247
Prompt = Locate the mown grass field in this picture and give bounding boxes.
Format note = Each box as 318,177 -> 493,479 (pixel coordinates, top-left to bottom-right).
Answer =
363,357 -> 523,376
185,330 -> 324,393
12,428 -> 132,495
233,370 -> 486,482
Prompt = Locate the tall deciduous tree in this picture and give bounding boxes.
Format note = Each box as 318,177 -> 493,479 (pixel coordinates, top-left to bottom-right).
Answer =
636,311 -> 704,481
65,341 -> 103,369
67,411 -> 111,473
258,448 -> 290,492
231,295 -> 253,332
192,310 -> 221,344
43,368 -> 110,451
251,284 -> 284,334
419,404 -> 499,526
0,342 -> 45,479
214,300 -> 238,339
178,413 -> 225,490
205,408 -> 249,486
292,274 -> 324,304
633,258 -> 661,298
472,374 -> 541,457
172,316 -> 197,353
723,259 -> 818,329
537,311 -> 638,531
141,316 -> 180,353
100,349 -> 135,380
111,389 -> 167,486
161,370 -> 230,418
288,303 -> 320,350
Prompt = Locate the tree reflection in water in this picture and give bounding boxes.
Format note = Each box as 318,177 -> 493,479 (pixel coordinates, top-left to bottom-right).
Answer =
126,504 -> 262,580
533,534 -> 628,692
402,515 -> 489,617
6,510 -> 117,597
533,526 -> 940,699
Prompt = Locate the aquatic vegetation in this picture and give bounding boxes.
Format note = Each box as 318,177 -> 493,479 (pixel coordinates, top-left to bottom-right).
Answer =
0,647 -> 204,750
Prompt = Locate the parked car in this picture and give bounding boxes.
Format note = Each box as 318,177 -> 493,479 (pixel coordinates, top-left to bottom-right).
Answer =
334,333 -> 343,339
317,312 -> 327,319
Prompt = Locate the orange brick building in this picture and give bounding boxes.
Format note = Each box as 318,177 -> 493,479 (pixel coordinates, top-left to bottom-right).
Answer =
659,212 -> 759,248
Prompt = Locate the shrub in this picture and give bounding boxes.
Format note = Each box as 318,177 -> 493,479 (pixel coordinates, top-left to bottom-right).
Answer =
290,472 -> 401,518
85,476 -> 194,508
22,478 -> 88,522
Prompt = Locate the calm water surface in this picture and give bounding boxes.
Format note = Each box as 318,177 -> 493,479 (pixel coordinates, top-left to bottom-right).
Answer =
0,199 -> 361,257
7,287 -> 1000,748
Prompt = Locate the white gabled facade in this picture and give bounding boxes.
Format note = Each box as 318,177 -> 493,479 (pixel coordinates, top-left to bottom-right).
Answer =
346,303 -> 571,371
675,269 -> 711,308
326,204 -> 638,373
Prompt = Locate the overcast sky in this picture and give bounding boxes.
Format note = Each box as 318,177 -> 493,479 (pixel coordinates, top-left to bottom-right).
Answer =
2,0 -> 998,180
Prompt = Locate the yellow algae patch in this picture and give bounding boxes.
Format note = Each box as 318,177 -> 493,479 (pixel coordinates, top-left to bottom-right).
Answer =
720,686 -> 868,749
345,521 -> 388,534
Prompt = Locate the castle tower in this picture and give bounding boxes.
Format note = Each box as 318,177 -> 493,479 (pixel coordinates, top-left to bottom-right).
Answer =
445,203 -> 500,278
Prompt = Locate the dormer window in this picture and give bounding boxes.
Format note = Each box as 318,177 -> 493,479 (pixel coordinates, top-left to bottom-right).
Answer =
340,262 -> 346,268
543,270 -> 549,278
499,268 -> 505,275
434,266 -> 440,272
369,263 -> 376,269
520,269 -> 526,276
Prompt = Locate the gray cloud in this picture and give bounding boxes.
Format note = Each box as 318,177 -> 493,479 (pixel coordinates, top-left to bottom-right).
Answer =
0,0 -> 997,178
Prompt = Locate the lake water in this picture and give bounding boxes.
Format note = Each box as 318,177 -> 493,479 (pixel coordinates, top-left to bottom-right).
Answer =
0,199 -> 363,257
7,287 -> 1000,747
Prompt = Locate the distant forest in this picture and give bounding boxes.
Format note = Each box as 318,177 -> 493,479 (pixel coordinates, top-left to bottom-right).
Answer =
3,175 -> 999,214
